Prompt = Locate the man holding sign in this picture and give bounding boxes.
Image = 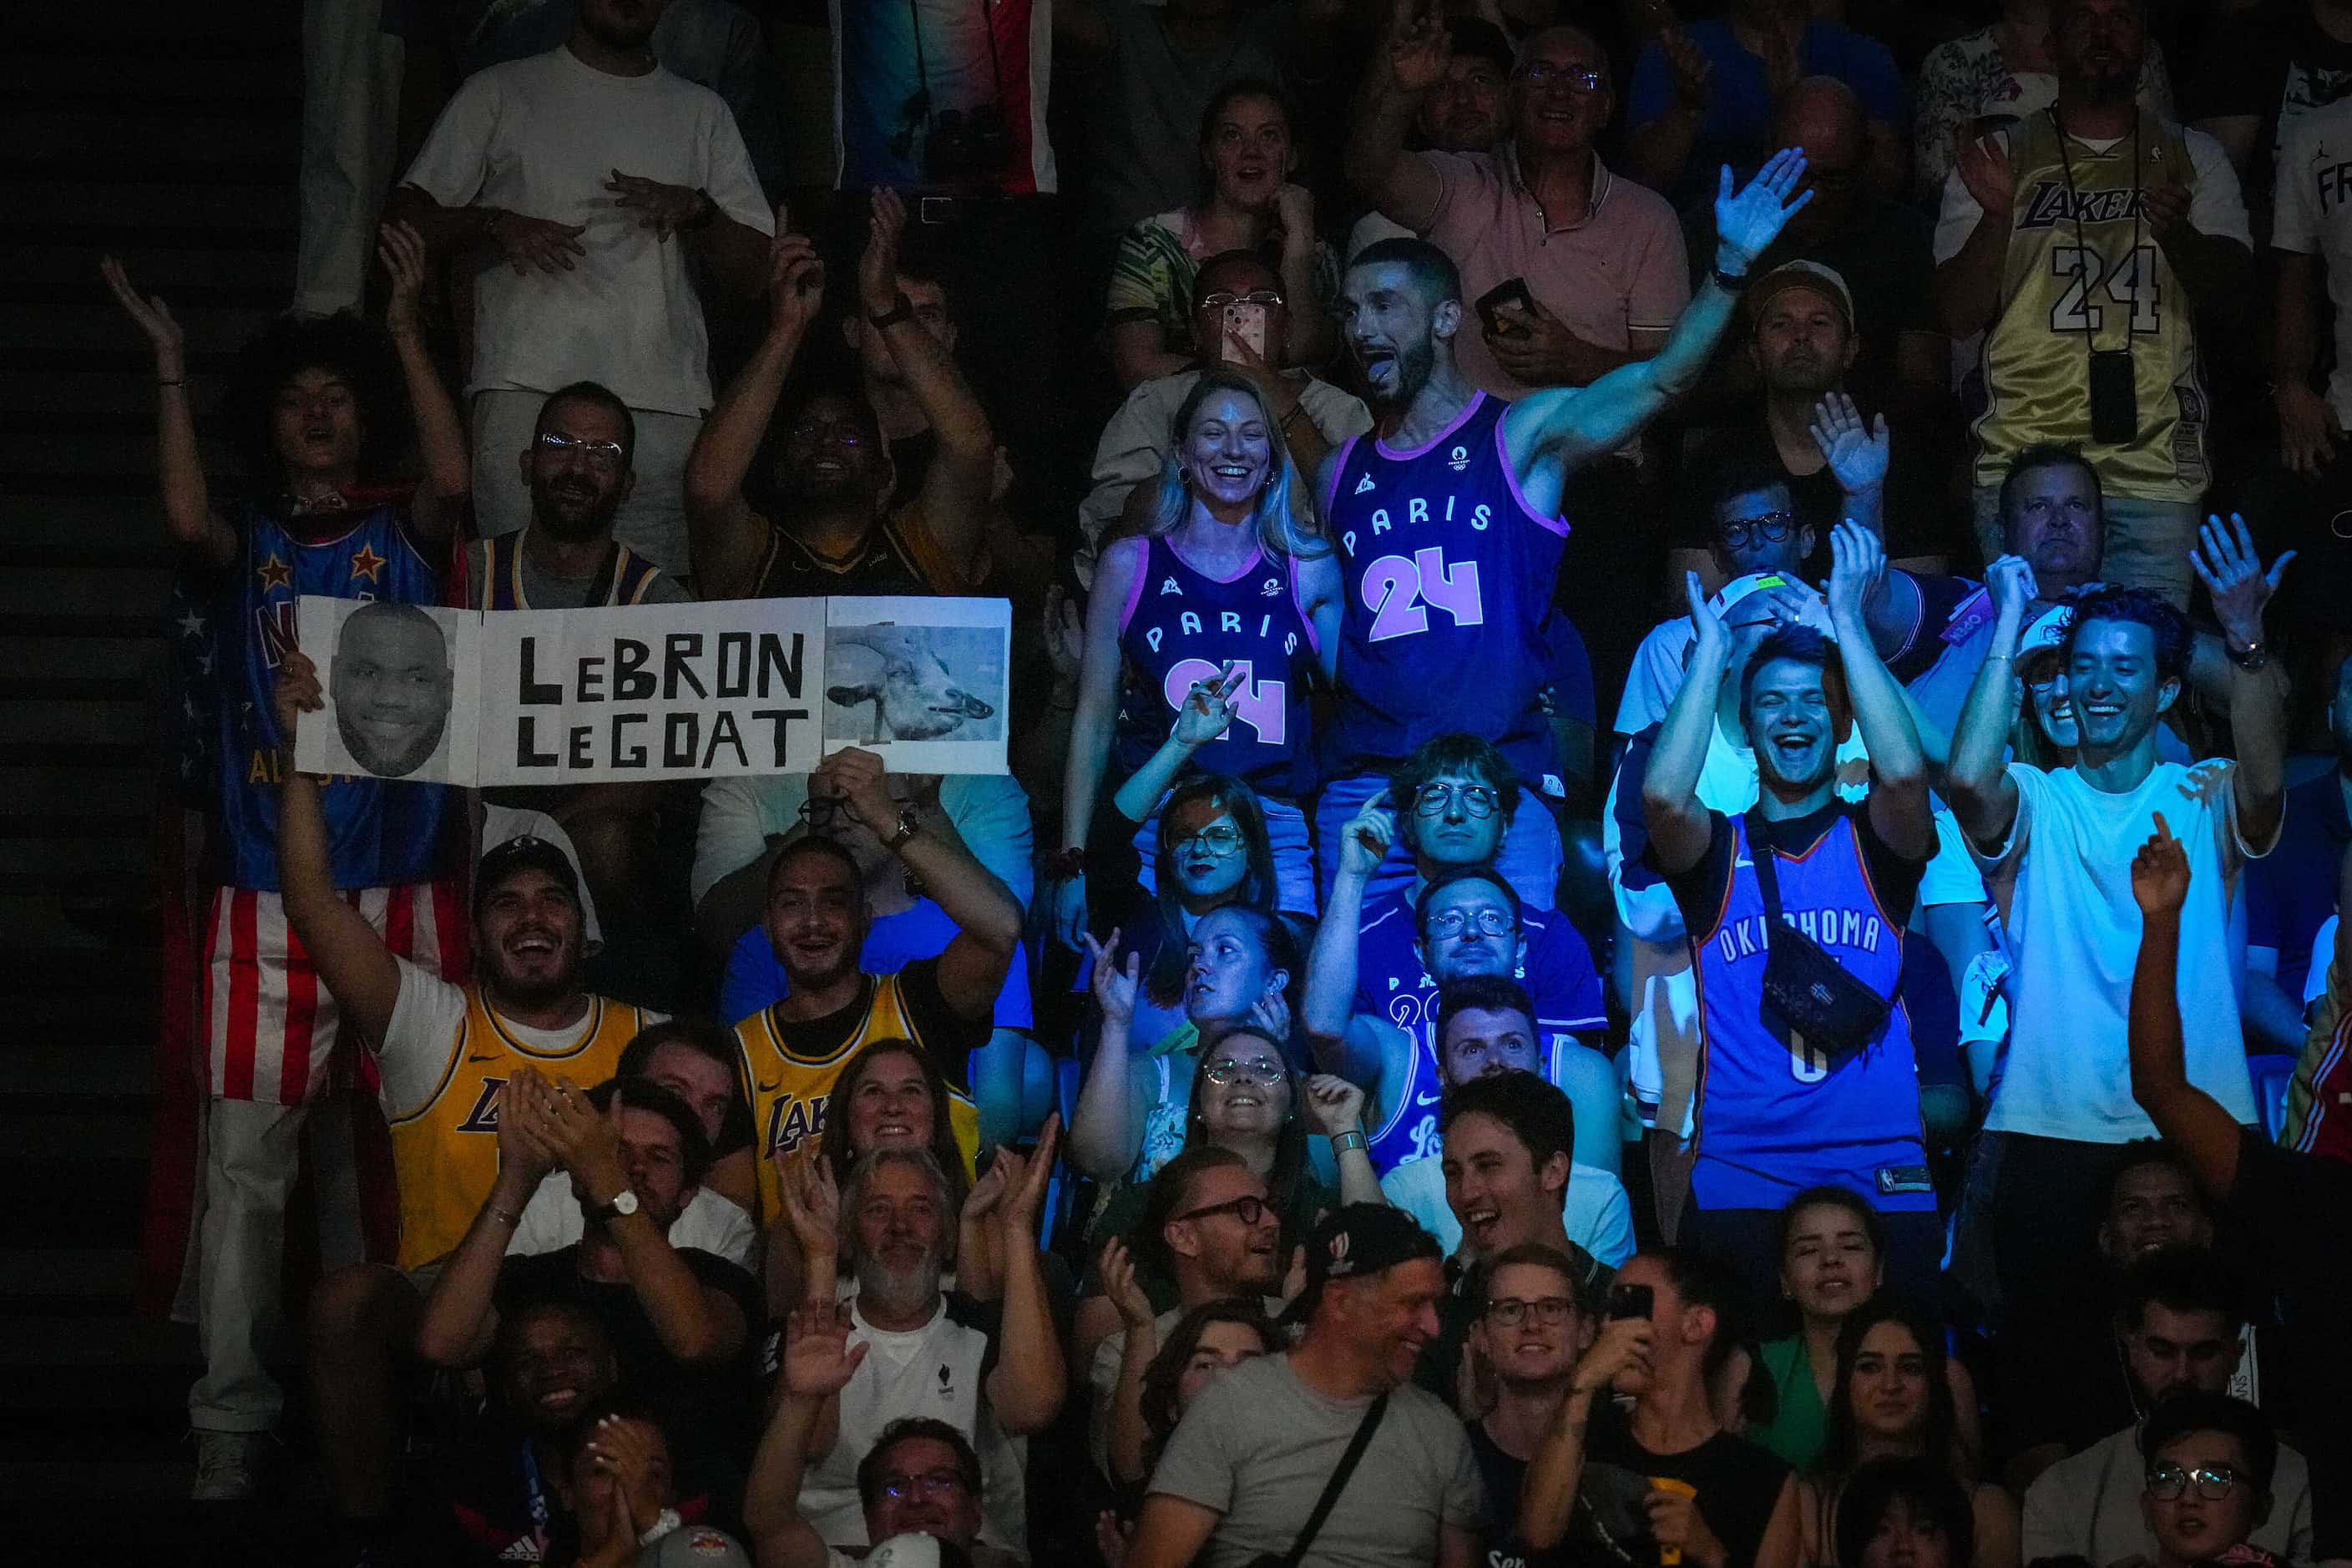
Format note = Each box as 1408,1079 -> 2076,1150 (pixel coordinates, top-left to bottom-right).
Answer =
272,650 -> 660,1547
730,746 -> 1024,1231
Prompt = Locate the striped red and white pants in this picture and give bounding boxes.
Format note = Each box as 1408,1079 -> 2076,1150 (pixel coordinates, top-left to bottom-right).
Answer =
190,881 -> 459,1432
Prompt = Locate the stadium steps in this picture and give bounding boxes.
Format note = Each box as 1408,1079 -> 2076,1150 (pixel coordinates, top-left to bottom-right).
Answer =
0,1 -> 316,1533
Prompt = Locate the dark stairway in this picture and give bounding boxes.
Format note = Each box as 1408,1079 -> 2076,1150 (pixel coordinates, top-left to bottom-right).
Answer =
0,0 -> 306,1530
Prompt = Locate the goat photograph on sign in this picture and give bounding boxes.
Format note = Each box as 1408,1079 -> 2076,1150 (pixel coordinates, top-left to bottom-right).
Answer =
821,595 -> 1010,775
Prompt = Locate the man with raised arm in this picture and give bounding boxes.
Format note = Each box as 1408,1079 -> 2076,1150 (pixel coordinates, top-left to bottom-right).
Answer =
1312,149 -> 1814,908
1946,515 -> 2289,1410
1641,522 -> 1940,1304
683,190 -> 996,602
2127,822 -> 2352,1556
272,653 -> 657,1555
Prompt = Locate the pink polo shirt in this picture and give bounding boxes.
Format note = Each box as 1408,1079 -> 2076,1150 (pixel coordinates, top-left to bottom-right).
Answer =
1419,146 -> 1691,402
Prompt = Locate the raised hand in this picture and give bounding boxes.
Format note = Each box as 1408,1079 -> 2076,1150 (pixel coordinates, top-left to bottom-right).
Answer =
1662,26 -> 1713,109
1302,1074 -> 1366,1140
1338,789 -> 1397,881
1571,1313 -> 1657,1395
1809,392 -> 1890,496
1824,518 -> 1886,630
775,1150 -> 842,1264
859,186 -> 910,316
997,1112 -> 1061,1240
1386,0 -> 1453,93
377,220 -> 430,340
1985,553 -> 2039,624
1173,663 -> 1245,749
536,1076 -> 629,1200
604,169 -> 711,241
1955,134 -> 2015,218
810,746 -> 899,837
1486,296 -> 1608,388
964,1146 -> 1009,1225
1273,181 -> 1316,246
1244,987 -> 1292,1045
584,1414 -> 667,1535
1097,1236 -> 1156,1330
2277,382 -> 2344,478
1085,929 -> 1141,1029
99,256 -> 186,372
1042,586 -> 1084,686
498,1065 -> 560,1186
1713,147 -> 1813,273
488,209 -> 588,276
781,1300 -> 870,1399
2190,511 -> 2292,650
2131,812 -> 2191,918
272,649 -> 326,750
768,207 -> 826,338
1684,570 -> 1732,674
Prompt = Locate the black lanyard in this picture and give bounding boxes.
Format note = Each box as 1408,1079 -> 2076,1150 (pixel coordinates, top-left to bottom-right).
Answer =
2048,107 -> 2146,357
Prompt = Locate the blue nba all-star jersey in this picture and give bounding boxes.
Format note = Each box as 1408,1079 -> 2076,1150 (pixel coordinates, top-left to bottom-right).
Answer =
192,494 -> 457,891
1320,392 -> 1567,784
1677,807 -> 1930,1212
1114,535 -> 1321,797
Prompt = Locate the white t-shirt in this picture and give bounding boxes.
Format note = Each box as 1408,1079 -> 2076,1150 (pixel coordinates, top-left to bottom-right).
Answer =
1378,1157 -> 1636,1267
1932,122 -> 2250,264
2271,97 -> 2352,423
508,1175 -> 755,1267
1970,759 -> 2271,1140
399,46 -> 772,416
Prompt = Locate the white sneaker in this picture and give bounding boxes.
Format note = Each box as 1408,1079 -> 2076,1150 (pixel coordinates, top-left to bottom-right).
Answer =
191,1429 -> 263,1501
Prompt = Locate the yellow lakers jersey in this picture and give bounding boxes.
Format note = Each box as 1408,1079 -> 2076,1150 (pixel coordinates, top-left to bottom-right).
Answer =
388,987 -> 650,1268
1975,109 -> 2208,501
734,973 -> 981,1223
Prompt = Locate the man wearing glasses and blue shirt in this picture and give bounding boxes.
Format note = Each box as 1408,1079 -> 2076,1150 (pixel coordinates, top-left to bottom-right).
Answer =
1304,733 -> 1610,1178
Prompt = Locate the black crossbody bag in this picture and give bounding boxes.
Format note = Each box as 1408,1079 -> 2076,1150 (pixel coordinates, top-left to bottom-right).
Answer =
1751,824 -> 1892,1067
1245,1393 -> 1389,1568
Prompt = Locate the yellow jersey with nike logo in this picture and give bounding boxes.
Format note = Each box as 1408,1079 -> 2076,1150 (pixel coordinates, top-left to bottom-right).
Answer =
731,962 -> 983,1223
1973,109 -> 2208,501
382,979 -> 651,1268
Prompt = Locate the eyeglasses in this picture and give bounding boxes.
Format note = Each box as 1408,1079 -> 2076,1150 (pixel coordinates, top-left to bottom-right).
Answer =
1175,824 -> 1247,857
1201,290 -> 1284,310
534,432 -> 626,473
1202,1056 -> 1287,1086
879,1469 -> 971,1502
1424,907 -> 1517,940
1173,1194 -> 1270,1227
1718,511 -> 1798,548
1485,1295 -> 1576,1327
797,794 -> 842,832
1515,63 -> 1606,94
1412,782 -> 1500,818
2145,1461 -> 2246,1501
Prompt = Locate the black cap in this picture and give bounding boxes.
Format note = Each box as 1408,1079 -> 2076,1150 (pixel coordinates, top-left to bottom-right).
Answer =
473,835 -> 580,912
1286,1203 -> 1443,1323
1448,16 -> 1515,73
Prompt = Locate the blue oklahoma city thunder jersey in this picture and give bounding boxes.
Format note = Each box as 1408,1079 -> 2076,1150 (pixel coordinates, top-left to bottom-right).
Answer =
1322,392 -> 1567,781
1689,811 -> 1929,1211
203,496 -> 456,891
1354,893 -> 1609,1173
1115,535 -> 1321,797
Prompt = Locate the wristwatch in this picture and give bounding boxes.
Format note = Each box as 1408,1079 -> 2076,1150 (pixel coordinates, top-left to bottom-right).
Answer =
884,805 -> 923,852
2226,635 -> 2270,671
869,291 -> 916,331
1711,260 -> 1752,292
589,1188 -> 641,1224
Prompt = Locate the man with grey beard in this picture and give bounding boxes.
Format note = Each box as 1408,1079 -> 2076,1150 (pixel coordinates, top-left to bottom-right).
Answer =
781,1141 -> 1065,1556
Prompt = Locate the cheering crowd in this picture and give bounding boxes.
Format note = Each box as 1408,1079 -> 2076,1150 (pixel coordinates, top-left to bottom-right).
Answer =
105,0 -> 2352,1563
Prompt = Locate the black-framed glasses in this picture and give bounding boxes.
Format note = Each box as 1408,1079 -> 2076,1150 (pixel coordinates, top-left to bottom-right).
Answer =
1718,511 -> 1798,549
1485,1295 -> 1576,1327
1412,782 -> 1499,818
1201,290 -> 1284,310
1173,1193 -> 1271,1227
1175,824 -> 1247,857
797,793 -> 843,833
1515,63 -> 1606,94
879,1468 -> 971,1502
534,432 -> 626,473
1202,1056 -> 1286,1086
1424,907 -> 1517,941
2146,1461 -> 2245,1501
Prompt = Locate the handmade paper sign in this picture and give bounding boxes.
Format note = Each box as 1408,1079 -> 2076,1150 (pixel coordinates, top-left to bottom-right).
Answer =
293,595 -> 482,785
821,595 -> 1011,775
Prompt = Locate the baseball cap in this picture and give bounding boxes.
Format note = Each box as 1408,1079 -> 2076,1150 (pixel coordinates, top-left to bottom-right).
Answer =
1748,260 -> 1854,332
865,1535 -> 976,1568
1448,16 -> 1515,73
474,834 -> 581,912
1286,1203 -> 1442,1323
645,1525 -> 754,1567
2017,602 -> 2072,660
1707,570 -> 1818,620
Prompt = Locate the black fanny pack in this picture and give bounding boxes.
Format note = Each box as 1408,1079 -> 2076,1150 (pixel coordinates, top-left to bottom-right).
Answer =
1752,828 -> 1892,1066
